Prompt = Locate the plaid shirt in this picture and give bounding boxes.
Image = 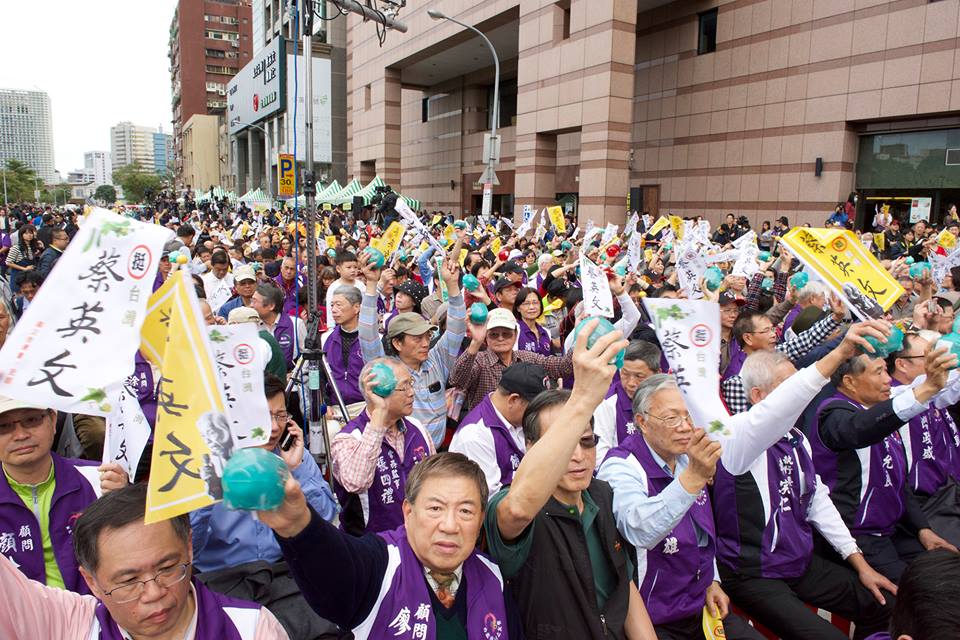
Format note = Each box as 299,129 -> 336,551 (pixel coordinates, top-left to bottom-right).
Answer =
744,271 -> 787,310
722,315 -> 842,414
330,416 -> 437,492
449,349 -> 574,414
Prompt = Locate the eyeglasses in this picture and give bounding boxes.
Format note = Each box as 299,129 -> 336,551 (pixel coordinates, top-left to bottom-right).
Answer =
488,330 -> 516,340
0,412 -> 47,437
270,412 -> 290,424
747,326 -> 776,335
102,563 -> 191,604
645,412 -> 694,429
394,381 -> 415,394
578,434 -> 601,449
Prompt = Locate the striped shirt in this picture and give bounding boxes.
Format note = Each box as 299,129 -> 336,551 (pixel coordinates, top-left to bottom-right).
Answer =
359,291 -> 466,445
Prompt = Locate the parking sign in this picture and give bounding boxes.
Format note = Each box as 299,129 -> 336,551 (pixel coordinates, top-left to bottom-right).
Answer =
277,154 -> 296,198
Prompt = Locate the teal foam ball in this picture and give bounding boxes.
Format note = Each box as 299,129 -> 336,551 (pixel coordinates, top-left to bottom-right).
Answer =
370,361 -> 397,397
221,448 -> 289,511
363,246 -> 385,269
862,325 -> 904,359
469,302 -> 489,325
790,272 -> 809,289
573,316 -> 624,368
462,274 -> 480,292
704,267 -> 724,292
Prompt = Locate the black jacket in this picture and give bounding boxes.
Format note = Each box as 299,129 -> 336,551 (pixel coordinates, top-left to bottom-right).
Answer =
509,478 -> 632,639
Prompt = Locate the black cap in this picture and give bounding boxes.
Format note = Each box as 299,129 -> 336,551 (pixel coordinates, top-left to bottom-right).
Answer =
498,362 -> 550,401
493,277 -> 521,293
500,260 -> 526,276
718,291 -> 745,306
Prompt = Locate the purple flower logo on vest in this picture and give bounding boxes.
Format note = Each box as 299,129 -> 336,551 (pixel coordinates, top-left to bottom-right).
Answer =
413,446 -> 428,463
482,612 -> 503,640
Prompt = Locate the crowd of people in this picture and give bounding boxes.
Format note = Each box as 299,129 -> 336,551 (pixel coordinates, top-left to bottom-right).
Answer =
1,192 -> 960,640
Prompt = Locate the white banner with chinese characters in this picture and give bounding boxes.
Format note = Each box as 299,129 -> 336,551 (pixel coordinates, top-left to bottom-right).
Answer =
0,208 -> 172,415
601,223 -> 619,245
579,255 -> 614,318
676,246 -> 708,299
626,229 -> 644,272
208,324 -> 271,447
103,381 -> 152,479
642,298 -> 731,431
396,198 -> 444,253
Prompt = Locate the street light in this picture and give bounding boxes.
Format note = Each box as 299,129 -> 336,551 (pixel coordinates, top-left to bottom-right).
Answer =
428,9 -> 500,219
233,121 -> 272,200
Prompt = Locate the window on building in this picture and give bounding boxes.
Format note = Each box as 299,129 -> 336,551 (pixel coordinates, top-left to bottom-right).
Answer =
206,48 -> 226,58
556,0 -> 571,41
698,8 -> 718,55
421,97 -> 429,123
364,84 -> 372,111
487,79 -> 518,129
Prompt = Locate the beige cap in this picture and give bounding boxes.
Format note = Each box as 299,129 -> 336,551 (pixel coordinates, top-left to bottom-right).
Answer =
234,265 -> 256,282
0,396 -> 44,416
486,308 -> 518,332
386,312 -> 435,339
227,306 -> 261,325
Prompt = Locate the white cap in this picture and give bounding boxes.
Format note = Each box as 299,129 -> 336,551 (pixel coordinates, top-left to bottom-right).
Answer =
486,308 -> 518,332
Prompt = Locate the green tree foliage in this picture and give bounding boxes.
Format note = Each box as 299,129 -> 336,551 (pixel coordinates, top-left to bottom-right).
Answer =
94,185 -> 117,203
1,159 -> 41,203
112,162 -> 162,203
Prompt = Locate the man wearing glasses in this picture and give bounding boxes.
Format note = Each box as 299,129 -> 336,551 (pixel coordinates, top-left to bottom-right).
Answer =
597,321 -> 888,639
331,357 -> 436,536
0,396 -> 101,595
485,321 -> 658,639
0,482 -> 289,639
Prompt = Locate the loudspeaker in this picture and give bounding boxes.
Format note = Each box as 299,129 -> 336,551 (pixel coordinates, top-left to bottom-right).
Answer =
629,187 -> 643,213
815,157 -> 823,177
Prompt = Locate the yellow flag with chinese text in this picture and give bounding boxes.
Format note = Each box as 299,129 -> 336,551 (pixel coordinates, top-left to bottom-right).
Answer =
702,606 -> 725,640
547,206 -> 566,234
140,274 -> 179,366
648,216 -> 670,236
491,237 -> 502,256
378,222 -> 407,259
144,271 -> 229,523
782,227 -> 904,320
670,215 -> 684,241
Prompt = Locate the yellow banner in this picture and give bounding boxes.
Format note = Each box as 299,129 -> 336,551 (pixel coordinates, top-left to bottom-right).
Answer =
547,206 -> 566,234
322,203 -> 332,211
669,215 -> 684,241
782,227 -> 904,320
444,225 -> 455,243
145,272 -> 228,523
702,606 -> 725,640
649,216 -> 670,236
325,235 -> 337,249
458,248 -> 468,267
379,222 -> 406,259
938,229 -> 957,250
874,230 -> 885,252
140,275 -> 179,367
432,215 -> 442,225
491,237 -> 502,256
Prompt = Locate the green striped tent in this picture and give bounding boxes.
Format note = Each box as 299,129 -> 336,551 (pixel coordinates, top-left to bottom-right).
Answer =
400,194 -> 421,212
291,180 -> 341,206
238,187 -> 273,211
323,178 -> 363,206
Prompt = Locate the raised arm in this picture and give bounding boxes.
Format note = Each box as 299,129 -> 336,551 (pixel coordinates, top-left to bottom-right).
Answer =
0,553 -> 95,640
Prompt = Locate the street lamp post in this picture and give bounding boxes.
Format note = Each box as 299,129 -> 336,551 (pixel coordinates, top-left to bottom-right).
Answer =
233,121 -> 272,200
427,9 -> 500,219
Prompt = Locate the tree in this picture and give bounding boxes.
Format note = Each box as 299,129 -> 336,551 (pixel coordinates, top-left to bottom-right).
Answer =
1,159 -> 41,203
95,185 -> 117,203
112,163 -> 162,203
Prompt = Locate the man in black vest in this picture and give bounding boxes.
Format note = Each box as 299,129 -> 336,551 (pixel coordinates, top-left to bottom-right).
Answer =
484,320 -> 657,639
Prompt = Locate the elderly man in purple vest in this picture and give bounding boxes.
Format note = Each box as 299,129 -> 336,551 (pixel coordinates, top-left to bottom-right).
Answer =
274,256 -> 302,317
330,357 -> 436,535
252,282 -> 306,372
886,333 -> 960,547
811,345 -> 958,582
319,285 -> 364,408
596,321 -> 897,638
485,321 -> 657,639
0,482 -> 288,639
258,452 -> 524,639
0,396 -> 101,595
714,344 -> 898,640
594,340 -> 662,461
449,362 -> 548,495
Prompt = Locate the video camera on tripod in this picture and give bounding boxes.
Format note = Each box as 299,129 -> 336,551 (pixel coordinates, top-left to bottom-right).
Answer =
371,184 -> 399,226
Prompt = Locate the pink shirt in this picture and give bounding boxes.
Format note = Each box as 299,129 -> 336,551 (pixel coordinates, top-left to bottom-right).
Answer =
0,554 -> 289,639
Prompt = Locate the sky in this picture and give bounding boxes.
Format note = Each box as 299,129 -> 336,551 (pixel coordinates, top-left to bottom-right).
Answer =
1,0 -> 178,178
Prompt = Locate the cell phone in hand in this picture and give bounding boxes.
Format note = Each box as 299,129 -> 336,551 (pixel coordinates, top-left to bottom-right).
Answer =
279,423 -> 295,451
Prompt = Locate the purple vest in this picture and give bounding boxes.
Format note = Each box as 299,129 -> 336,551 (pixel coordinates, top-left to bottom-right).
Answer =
782,305 -> 802,333
713,428 -> 817,579
892,379 -> 958,497
274,273 -> 301,317
126,350 -> 157,428
457,395 -> 525,488
606,375 -> 637,446
272,312 -> 295,368
362,526 -> 508,640
722,339 -> 746,381
335,412 -> 431,534
517,320 -> 552,357
94,577 -> 260,640
0,454 -> 99,594
322,326 -> 364,404
606,436 -> 715,624
810,392 -> 907,536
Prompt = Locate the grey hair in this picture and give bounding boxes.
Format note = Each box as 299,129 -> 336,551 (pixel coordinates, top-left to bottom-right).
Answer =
358,356 -> 405,401
631,373 -> 680,418
830,353 -> 871,389
740,350 -> 792,395
332,285 -> 362,307
624,340 -> 662,373
797,280 -> 828,303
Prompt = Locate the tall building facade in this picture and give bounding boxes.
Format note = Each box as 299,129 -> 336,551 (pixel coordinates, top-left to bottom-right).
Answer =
169,0 -> 253,185
153,132 -> 174,174
0,88 -> 56,183
347,0 -> 960,227
111,122 -> 158,171
83,151 -> 113,186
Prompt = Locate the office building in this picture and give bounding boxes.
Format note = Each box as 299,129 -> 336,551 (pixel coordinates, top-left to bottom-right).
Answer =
169,0 -> 253,184
111,122 -> 158,171
153,131 -> 174,174
0,88 -> 56,183
83,151 -> 113,186
182,114 -> 221,190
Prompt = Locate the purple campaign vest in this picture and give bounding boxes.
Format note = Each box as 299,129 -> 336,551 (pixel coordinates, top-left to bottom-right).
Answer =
126,350 -> 157,428
334,412 -> 431,533
322,326 -> 364,404
810,392 -> 907,536
892,380 -> 955,497
272,313 -> 295,367
722,339 -> 746,381
359,526 -> 509,640
606,375 -> 637,446
457,395 -> 525,488
0,454 -> 99,594
517,320 -> 552,356
274,273 -> 300,317
606,436 -> 715,624
94,577 -> 260,640
782,305 -> 802,333
713,429 -> 817,579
